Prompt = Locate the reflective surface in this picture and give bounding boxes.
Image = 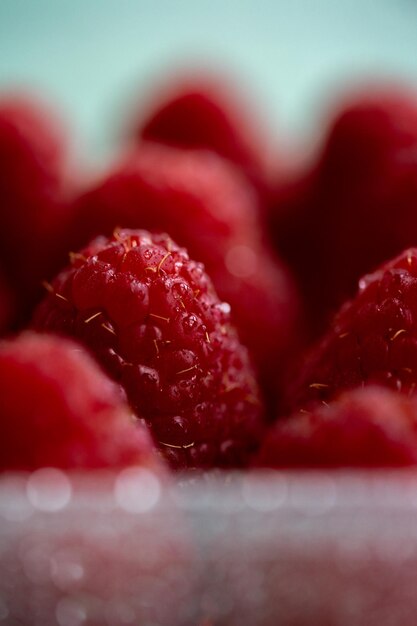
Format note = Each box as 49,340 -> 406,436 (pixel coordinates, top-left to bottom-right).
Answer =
2,470 -> 417,625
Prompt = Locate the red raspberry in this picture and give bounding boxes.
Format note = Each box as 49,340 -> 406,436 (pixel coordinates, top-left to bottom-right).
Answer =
130,73 -> 273,198
0,332 -> 160,471
286,248 -> 417,412
33,229 -> 264,469
71,146 -> 260,258
0,94 -> 74,319
271,86 -> 417,337
70,145 -> 301,405
254,387 -> 417,468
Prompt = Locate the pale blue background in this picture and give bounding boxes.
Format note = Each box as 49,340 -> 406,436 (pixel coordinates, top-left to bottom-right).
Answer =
1,0 -> 416,158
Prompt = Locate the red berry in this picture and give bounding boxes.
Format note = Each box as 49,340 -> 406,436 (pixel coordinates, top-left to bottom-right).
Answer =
254,386 -> 417,468
0,94 -> 74,318
70,145 -> 301,404
0,332 -> 160,471
271,86 -> 417,337
33,229 -> 264,469
131,73 -> 273,197
286,248 -> 417,412
71,146 -> 260,257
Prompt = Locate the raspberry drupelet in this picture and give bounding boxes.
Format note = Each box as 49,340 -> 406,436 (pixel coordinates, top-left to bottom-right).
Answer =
0,332 -> 160,471
286,248 -> 417,413
33,229 -> 264,470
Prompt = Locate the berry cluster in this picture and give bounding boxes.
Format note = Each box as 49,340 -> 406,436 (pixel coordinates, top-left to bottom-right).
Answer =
2,74 -> 417,472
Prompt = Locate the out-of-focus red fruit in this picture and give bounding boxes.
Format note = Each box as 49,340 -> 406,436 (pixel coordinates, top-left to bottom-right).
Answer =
270,86 -> 417,338
0,332 -> 161,471
0,94 -> 74,320
254,386 -> 417,468
131,73 -> 274,199
70,145 -> 261,258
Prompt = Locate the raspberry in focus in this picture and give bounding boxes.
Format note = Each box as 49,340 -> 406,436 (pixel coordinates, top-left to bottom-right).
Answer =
33,229 -> 265,469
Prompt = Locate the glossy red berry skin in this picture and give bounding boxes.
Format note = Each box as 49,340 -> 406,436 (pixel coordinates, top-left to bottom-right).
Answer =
33,229 -> 264,470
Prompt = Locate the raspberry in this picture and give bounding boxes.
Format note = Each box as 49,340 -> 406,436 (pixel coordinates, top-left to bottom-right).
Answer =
70,145 -> 301,405
254,387 -> 417,468
131,73 -> 272,197
33,229 -> 264,469
271,87 -> 417,337
286,248 -> 417,412
0,332 -> 160,471
71,146 -> 260,257
0,94 -> 73,319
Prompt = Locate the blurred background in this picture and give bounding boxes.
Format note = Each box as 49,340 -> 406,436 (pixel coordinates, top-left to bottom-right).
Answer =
0,0 -> 417,159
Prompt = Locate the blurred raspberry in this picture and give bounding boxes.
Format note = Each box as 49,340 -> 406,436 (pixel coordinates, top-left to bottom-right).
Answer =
0,94 -> 75,321
70,146 -> 260,258
130,72 -> 274,199
254,386 -> 417,468
0,332 -> 160,471
270,86 -> 417,338
33,229 -> 264,469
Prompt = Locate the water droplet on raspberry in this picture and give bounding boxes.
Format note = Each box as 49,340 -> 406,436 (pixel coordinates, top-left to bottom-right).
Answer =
183,314 -> 198,331
359,278 -> 368,291
218,302 -> 231,315
172,281 -> 192,301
